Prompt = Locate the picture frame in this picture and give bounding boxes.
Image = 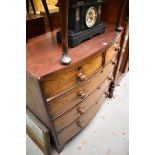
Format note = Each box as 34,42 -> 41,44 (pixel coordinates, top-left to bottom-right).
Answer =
26,109 -> 51,155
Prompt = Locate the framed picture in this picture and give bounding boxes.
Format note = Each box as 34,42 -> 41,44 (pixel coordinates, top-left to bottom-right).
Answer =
26,109 -> 51,155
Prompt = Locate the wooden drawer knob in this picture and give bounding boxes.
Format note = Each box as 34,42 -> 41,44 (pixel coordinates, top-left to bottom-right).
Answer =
115,42 -> 118,45
77,73 -> 86,81
98,86 -> 101,89
108,76 -> 114,81
115,47 -> 119,52
112,60 -> 117,66
78,91 -> 86,99
115,46 -> 120,52
77,121 -> 84,128
77,107 -> 85,115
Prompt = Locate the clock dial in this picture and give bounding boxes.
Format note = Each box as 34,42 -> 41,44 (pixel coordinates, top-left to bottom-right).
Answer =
85,7 -> 97,28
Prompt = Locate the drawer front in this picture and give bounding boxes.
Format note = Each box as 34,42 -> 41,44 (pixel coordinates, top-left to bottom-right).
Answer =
41,53 -> 103,99
52,74 -> 112,133
48,56 -> 117,119
57,86 -> 109,145
105,41 -> 120,64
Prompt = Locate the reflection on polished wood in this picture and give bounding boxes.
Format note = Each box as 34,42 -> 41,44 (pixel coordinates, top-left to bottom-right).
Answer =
26,24 -> 121,78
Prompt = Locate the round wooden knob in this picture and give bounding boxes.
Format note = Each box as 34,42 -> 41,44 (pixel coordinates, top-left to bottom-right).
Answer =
112,60 -> 117,66
77,107 -> 84,115
108,76 -> 114,81
78,91 -> 86,99
115,42 -> 118,45
77,121 -> 84,128
77,73 -> 86,81
98,86 -> 101,90
115,47 -> 121,52
115,47 -> 119,52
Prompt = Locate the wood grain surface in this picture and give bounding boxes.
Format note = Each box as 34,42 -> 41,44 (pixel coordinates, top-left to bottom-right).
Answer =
41,53 -> 103,99
57,85 -> 109,145
48,57 -> 117,119
53,74 -> 112,133
26,23 -> 121,79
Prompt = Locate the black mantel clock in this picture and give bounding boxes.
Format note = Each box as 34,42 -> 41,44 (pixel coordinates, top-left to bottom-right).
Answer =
57,0 -> 106,47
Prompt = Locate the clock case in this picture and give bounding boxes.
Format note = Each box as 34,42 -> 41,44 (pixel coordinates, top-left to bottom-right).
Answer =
57,0 -> 106,47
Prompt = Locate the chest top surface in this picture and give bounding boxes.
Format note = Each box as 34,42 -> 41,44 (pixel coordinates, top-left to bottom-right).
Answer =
26,23 -> 121,79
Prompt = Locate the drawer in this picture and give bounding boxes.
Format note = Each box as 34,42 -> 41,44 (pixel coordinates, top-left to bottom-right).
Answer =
57,86 -> 109,145
48,57 -> 117,119
105,41 -> 120,64
41,53 -> 103,99
52,74 -> 112,133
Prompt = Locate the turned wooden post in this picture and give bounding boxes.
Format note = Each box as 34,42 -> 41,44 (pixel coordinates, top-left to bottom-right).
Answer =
30,0 -> 36,14
109,20 -> 129,98
41,0 -> 53,31
108,46 -> 121,98
116,0 -> 128,31
26,0 -> 36,14
58,0 -> 71,65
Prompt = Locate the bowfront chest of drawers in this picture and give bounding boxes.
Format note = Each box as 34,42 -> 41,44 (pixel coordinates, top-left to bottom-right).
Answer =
26,24 -> 121,152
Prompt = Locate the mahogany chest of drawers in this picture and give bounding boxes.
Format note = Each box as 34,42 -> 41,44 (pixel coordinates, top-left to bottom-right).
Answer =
26,24 -> 121,152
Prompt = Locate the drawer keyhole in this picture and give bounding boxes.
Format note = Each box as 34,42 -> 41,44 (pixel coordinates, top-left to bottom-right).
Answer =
77,66 -> 82,71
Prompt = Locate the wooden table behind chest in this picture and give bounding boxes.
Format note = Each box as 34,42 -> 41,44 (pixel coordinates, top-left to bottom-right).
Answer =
26,24 -> 121,152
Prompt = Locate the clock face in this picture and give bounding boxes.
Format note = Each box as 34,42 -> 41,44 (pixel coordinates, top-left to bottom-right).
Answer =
85,7 -> 97,28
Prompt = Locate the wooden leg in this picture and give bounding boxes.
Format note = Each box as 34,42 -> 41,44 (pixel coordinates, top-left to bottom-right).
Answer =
56,145 -> 64,153
26,0 -> 29,14
41,0 -> 53,31
30,0 -> 36,14
108,81 -> 115,98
